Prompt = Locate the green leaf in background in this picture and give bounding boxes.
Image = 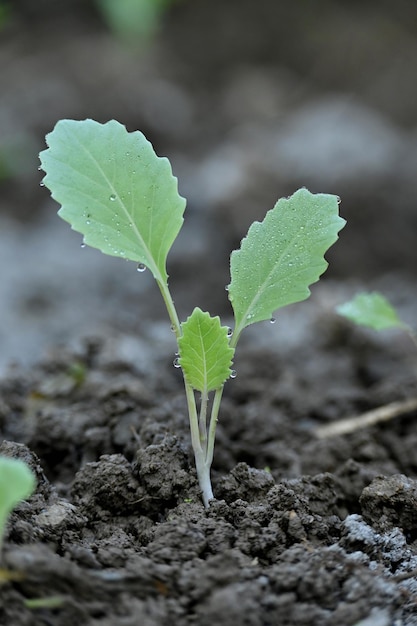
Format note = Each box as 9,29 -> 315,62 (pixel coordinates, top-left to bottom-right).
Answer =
336,292 -> 405,331
0,457 -> 36,547
228,188 -> 345,336
39,119 -> 186,284
96,0 -> 173,42
0,1 -> 11,31
178,308 -> 235,392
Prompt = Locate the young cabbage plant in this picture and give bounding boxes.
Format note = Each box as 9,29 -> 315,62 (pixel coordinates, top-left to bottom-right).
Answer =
0,456 -> 36,555
39,119 -> 345,507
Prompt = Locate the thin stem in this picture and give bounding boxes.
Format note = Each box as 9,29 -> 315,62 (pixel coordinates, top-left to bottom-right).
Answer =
202,330 -> 241,495
153,275 -> 230,508
156,278 -> 182,338
206,385 -> 224,468
185,382 -> 213,507
155,278 -> 213,503
229,327 -> 242,351
199,390 -> 209,457
185,382 -> 203,458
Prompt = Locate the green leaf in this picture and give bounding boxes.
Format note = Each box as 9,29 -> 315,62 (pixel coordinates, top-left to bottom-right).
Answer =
228,188 -> 345,335
39,119 -> 186,283
178,308 -> 235,392
0,456 -> 36,535
336,292 -> 405,331
97,0 -> 171,42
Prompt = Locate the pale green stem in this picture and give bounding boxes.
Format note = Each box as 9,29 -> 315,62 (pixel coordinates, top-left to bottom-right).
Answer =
203,329 -> 242,491
184,382 -> 204,458
206,385 -> 224,469
155,276 -> 214,507
185,383 -> 213,506
202,329 -> 243,494
199,390 -> 209,457
156,278 -> 182,338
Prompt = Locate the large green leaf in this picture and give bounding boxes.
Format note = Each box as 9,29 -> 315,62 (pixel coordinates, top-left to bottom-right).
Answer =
337,292 -> 405,331
39,119 -> 186,283
178,308 -> 235,392
228,188 -> 345,336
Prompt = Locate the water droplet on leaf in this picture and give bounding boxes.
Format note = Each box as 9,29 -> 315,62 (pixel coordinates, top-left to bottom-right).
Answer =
173,357 -> 181,368
136,263 -> 146,272
227,327 -> 233,338
270,317 -> 276,324
230,370 -> 237,379
109,194 -> 116,202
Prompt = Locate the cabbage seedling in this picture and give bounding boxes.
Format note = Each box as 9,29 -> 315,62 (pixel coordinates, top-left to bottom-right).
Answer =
337,291 -> 417,349
39,119 -> 345,507
0,456 -> 36,554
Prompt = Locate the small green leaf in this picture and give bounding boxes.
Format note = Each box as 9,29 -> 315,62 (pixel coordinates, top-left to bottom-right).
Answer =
336,292 -> 405,331
97,0 -> 171,42
39,119 -> 186,283
178,308 -> 235,392
228,188 -> 345,335
0,456 -> 36,543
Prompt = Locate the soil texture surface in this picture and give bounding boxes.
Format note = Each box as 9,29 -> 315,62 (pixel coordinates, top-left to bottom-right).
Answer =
1,285 -> 417,625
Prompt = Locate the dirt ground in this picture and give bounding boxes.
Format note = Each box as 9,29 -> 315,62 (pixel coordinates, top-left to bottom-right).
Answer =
1,1 -> 417,624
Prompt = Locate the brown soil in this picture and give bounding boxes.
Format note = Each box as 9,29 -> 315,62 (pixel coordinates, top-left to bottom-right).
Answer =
1,287 -> 417,625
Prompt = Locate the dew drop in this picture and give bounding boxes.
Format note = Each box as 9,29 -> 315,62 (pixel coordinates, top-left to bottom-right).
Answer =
39,181 -> 45,187
227,327 -> 233,338
336,196 -> 341,205
173,357 -> 181,368
230,370 -> 237,379
136,263 -> 146,272
170,324 -> 176,333
270,317 -> 276,324
109,194 -> 116,202
86,220 -> 91,225
225,285 -> 230,292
